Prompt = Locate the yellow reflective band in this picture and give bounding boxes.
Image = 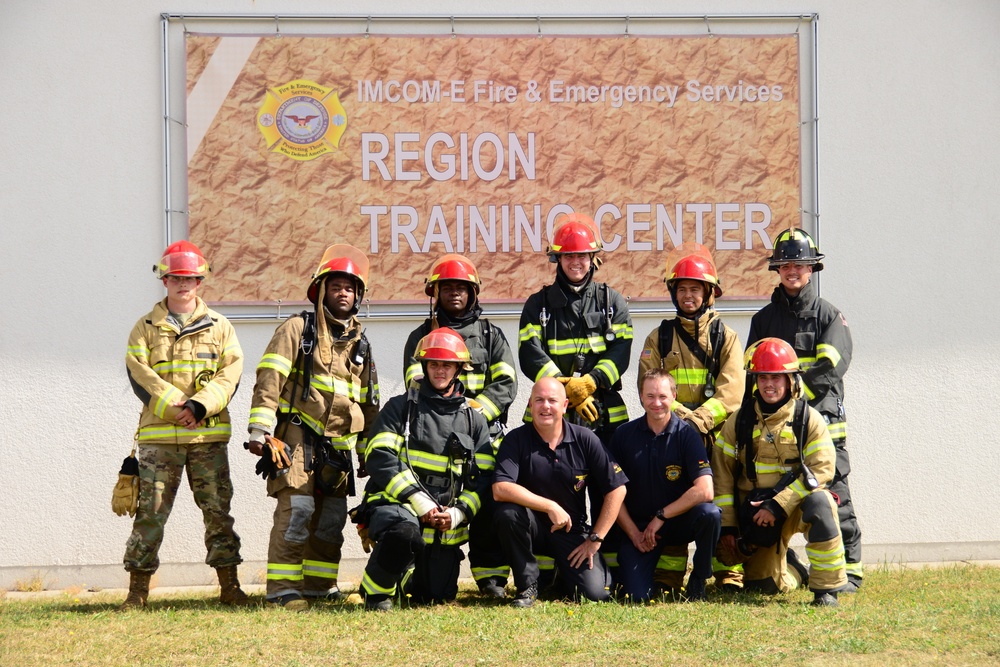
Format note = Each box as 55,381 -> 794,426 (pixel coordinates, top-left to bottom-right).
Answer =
153,386 -> 187,419
258,353 -> 293,377
715,436 -> 736,459
535,361 -> 561,382
202,381 -> 228,405
476,394 -> 500,421
519,323 -> 541,342
703,397 -> 728,425
302,560 -> 339,579
611,322 -> 634,339
385,470 -> 419,500
462,372 -> 486,393
475,452 -> 496,471
595,359 -> 621,384
404,361 -> 422,385
536,555 -> 555,571
546,335 -> 608,356
806,546 -> 846,571
490,361 -> 517,380
802,381 -> 816,400
266,563 -> 304,580
361,571 -> 396,596
422,526 -> 469,546
403,450 -> 453,473
152,359 -> 212,374
827,421 -> 847,440
249,406 -> 277,430
816,343 -> 842,367
127,345 -> 149,359
607,404 -> 629,423
603,553 -> 618,568
755,462 -> 791,475
471,566 -> 510,580
307,374 -> 361,401
788,479 -> 808,499
846,562 -> 864,576
328,432 -> 358,452
671,368 -> 709,385
458,490 -> 481,515
715,494 -> 733,508
803,437 -> 834,459
223,341 -> 240,356
656,555 -> 688,572
137,424 -> 232,441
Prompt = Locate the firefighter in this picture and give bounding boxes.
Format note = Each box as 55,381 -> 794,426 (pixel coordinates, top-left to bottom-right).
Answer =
635,246 -> 745,594
712,338 -> 847,606
403,254 -> 517,598
747,228 -> 861,591
246,244 -> 380,610
121,241 -> 248,609
518,213 -> 633,576
359,328 -> 493,611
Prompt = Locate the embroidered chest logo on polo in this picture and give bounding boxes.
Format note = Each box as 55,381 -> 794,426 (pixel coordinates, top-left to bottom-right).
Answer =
665,465 -> 682,481
574,474 -> 588,491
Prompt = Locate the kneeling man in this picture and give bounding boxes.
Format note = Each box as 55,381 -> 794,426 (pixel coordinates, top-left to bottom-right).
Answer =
493,377 -> 627,607
610,369 -> 721,602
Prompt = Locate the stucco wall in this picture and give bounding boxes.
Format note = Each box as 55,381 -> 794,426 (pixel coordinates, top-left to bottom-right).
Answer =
2,0 -> 998,590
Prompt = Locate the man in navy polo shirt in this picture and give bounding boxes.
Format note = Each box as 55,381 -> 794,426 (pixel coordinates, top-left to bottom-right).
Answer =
493,377 -> 628,608
610,368 -> 721,602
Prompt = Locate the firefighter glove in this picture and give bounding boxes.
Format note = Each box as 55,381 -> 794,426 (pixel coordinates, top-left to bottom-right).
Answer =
467,398 -> 484,414
357,524 -> 374,553
560,374 -> 597,407
265,435 -> 292,469
575,395 -> 600,423
111,452 -> 140,517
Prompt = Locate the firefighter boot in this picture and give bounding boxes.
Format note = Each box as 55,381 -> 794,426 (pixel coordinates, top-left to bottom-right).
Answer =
118,571 -> 151,611
217,566 -> 251,606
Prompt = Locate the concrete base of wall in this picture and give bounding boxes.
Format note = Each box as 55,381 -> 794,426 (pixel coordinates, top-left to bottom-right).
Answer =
4,542 -> 998,592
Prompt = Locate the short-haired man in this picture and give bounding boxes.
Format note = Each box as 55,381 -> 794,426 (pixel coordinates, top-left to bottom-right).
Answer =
610,369 -> 721,602
493,377 -> 628,607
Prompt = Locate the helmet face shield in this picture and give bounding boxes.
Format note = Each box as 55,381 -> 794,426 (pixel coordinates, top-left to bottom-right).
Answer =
308,244 -> 369,303
155,241 -> 209,279
415,327 -> 473,370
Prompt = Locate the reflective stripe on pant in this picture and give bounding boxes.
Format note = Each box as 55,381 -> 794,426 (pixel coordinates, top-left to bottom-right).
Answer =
124,442 -> 241,572
468,496 -> 510,585
830,437 -> 863,583
266,488 -> 347,599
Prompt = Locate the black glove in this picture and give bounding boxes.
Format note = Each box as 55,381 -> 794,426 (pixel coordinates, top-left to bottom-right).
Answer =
255,455 -> 277,480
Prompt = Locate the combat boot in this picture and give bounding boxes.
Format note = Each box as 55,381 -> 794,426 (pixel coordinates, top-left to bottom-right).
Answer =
216,565 -> 251,606
118,571 -> 151,611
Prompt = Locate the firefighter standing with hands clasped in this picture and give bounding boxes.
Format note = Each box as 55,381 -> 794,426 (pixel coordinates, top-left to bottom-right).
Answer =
246,244 -> 380,610
403,254 -> 517,598
635,244 -> 745,594
118,241 -> 249,610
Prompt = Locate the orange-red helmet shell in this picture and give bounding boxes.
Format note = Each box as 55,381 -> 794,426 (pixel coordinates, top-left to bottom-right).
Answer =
424,254 -> 481,297
547,213 -> 602,259
307,244 -> 370,304
745,337 -> 800,374
666,254 -> 723,297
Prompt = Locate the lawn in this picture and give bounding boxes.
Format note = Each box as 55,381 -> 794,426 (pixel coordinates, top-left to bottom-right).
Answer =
2,564 -> 998,666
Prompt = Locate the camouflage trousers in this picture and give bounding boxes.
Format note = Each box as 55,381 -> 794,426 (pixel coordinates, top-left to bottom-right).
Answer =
123,441 -> 242,573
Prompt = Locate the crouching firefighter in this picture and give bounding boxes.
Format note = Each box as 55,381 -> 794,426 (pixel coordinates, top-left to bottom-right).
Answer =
246,244 -> 380,611
356,327 -> 493,611
711,338 -> 848,607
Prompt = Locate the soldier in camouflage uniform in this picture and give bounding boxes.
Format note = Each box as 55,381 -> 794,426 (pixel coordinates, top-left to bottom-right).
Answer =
121,241 -> 249,610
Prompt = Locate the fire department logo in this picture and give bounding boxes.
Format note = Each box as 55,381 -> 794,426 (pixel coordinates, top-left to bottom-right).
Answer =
665,465 -> 682,482
574,474 -> 588,492
257,79 -> 347,161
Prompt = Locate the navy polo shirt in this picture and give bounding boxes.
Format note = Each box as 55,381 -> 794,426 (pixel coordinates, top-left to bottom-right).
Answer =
608,415 -> 712,525
494,419 -> 628,533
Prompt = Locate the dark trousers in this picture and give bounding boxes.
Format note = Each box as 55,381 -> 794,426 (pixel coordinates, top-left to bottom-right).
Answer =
617,501 -> 721,602
831,439 -> 862,583
468,496 -> 510,586
494,502 -> 611,601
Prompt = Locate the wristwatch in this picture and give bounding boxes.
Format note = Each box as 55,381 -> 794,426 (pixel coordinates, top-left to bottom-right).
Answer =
655,508 -> 668,521
588,533 -> 603,543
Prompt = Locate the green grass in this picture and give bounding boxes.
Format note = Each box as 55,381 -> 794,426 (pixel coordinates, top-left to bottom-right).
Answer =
2,564 -> 999,666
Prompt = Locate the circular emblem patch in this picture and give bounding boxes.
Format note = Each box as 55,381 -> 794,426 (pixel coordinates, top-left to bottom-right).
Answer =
665,465 -> 682,482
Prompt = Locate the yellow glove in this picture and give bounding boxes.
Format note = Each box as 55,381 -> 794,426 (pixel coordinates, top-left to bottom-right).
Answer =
467,398 -> 484,414
575,396 -> 600,423
265,435 -> 292,469
561,375 -> 597,407
111,474 -> 139,517
357,525 -> 374,554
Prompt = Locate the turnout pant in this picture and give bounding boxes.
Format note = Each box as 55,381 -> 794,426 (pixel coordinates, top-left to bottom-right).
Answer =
618,502 -> 721,602
264,426 -> 347,600
830,436 -> 863,585
468,495 -> 510,588
124,442 -> 242,573
494,502 -> 612,602
743,489 -> 847,594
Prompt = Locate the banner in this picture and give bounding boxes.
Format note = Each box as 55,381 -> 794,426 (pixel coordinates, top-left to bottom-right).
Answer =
185,34 -> 801,304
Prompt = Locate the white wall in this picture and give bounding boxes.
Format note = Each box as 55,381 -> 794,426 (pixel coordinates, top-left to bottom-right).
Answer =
2,0 -> 998,590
